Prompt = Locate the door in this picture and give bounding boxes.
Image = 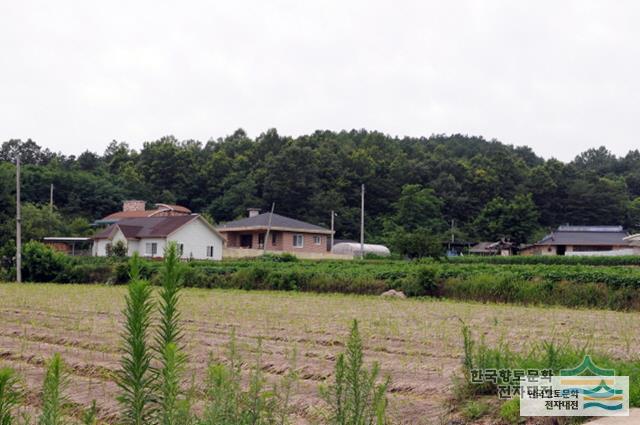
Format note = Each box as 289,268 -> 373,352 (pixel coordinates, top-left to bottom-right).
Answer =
240,234 -> 253,248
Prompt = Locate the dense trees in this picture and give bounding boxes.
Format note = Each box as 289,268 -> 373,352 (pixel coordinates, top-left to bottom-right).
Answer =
1,131 -> 639,249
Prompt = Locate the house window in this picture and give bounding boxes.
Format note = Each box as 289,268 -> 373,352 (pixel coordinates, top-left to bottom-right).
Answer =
178,244 -> 184,256
272,232 -> 277,246
206,246 -> 214,257
313,235 -> 322,245
293,234 -> 304,248
145,242 -> 158,256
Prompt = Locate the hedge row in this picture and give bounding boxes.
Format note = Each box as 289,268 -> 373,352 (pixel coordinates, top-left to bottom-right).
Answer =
6,242 -> 640,311
447,254 -> 640,266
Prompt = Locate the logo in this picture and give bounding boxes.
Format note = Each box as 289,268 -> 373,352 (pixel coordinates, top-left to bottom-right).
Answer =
520,356 -> 629,417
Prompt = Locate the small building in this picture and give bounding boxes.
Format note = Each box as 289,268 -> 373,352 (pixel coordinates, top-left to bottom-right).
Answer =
92,215 -> 225,260
469,240 -> 516,256
93,200 -> 192,226
43,237 -> 93,256
217,209 -> 333,255
520,225 -> 631,256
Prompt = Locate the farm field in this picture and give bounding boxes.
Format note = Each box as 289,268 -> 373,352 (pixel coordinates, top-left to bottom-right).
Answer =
1,283 -> 640,424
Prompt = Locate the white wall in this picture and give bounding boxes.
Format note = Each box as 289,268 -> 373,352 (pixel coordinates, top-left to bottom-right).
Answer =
93,228 -> 127,256
168,217 -> 224,260
138,238 -> 166,258
93,217 -> 223,260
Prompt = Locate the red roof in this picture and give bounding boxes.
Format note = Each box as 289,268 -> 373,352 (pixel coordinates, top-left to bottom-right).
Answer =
101,204 -> 192,221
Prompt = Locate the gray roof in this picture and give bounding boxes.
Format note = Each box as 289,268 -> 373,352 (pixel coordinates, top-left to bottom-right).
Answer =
217,213 -> 332,234
469,242 -> 498,253
537,226 -> 628,246
94,215 -> 210,240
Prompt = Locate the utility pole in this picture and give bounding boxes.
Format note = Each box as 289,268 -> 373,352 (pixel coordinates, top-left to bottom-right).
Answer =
360,184 -> 365,259
263,202 -> 275,255
16,155 -> 22,283
49,183 -> 54,212
330,210 -> 336,251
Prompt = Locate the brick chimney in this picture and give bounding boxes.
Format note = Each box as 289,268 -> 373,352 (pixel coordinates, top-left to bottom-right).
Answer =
123,200 -> 146,212
248,208 -> 260,218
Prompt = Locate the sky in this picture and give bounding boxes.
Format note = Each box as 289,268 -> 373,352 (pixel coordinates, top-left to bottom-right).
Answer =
1,1 -> 639,162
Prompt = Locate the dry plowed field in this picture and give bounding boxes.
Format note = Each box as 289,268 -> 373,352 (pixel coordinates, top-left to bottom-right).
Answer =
1,283 -> 638,424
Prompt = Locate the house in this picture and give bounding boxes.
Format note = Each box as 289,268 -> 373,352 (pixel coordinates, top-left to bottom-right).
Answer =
520,225 -> 632,256
469,240 -> 516,256
92,215 -> 225,260
93,200 -> 192,226
217,209 -> 333,255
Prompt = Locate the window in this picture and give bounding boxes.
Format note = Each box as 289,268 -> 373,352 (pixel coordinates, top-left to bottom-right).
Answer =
206,246 -> 214,257
272,232 -> 277,246
293,234 -> 304,248
145,242 -> 158,256
258,233 -> 265,249
178,244 -> 184,256
313,235 -> 322,245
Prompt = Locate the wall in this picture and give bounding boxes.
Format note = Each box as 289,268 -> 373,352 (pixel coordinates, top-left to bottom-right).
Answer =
280,231 -> 328,253
221,230 -> 329,254
93,228 -> 128,256
168,217 -> 223,260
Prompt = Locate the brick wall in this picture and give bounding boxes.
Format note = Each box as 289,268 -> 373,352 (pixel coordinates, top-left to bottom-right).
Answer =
280,231 -> 328,253
221,230 -> 329,253
123,200 -> 146,212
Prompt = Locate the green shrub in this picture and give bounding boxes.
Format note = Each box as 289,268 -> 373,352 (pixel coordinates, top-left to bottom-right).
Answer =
462,400 -> 489,420
400,267 -> 439,296
264,271 -> 301,291
39,353 -> 67,425
0,367 -> 22,425
260,253 -> 298,263
117,254 -> 156,425
22,241 -> 69,283
65,263 -> 114,283
156,243 -> 187,425
319,320 -> 390,424
499,399 -> 520,424
114,261 -> 132,284
182,267 -> 214,288
230,266 -> 270,290
201,334 -> 296,425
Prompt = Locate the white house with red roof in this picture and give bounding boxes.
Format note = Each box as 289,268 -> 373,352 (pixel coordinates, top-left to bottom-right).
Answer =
92,202 -> 225,260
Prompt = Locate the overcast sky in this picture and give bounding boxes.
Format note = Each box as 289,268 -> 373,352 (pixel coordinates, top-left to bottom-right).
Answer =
1,1 -> 639,161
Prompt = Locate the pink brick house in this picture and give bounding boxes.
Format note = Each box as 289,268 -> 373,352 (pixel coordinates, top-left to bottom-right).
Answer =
217,209 -> 333,254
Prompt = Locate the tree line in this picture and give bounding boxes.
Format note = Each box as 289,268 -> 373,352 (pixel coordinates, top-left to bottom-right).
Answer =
1,130 -> 640,255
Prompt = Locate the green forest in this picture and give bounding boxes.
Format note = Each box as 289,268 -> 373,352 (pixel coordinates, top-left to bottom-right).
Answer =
1,130 -> 640,253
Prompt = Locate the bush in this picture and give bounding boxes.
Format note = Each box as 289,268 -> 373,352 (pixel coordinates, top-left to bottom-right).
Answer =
65,263 -> 114,283
319,320 -> 390,424
260,253 -> 298,263
462,400 -> 489,420
110,240 -> 128,258
21,241 -> 69,283
230,266 -> 270,290
499,399 -> 520,424
400,267 -> 438,296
